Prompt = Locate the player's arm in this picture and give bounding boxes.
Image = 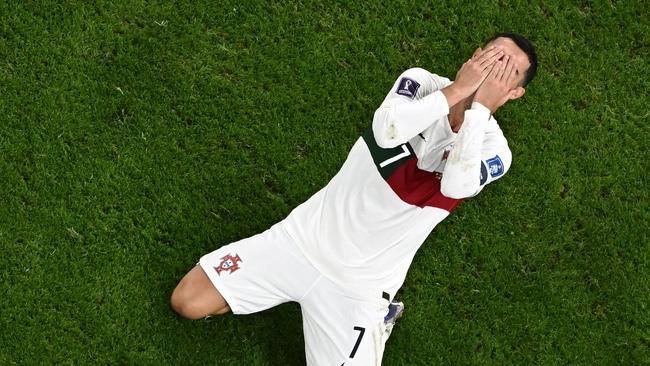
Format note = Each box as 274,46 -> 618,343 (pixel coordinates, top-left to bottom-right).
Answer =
372,46 -> 504,148
441,55 -> 521,199
440,102 -> 512,199
372,67 -> 452,148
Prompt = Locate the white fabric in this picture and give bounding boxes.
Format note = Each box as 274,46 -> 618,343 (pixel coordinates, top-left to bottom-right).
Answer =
372,68 -> 451,148
199,67 -> 513,364
284,67 -> 512,296
284,141 -> 451,298
199,223 -> 392,366
372,69 -> 512,198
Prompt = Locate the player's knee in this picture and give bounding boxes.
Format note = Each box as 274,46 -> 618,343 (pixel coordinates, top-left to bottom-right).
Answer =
170,287 -> 207,320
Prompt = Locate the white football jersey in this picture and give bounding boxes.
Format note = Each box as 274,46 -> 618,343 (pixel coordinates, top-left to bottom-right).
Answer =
282,68 -> 512,298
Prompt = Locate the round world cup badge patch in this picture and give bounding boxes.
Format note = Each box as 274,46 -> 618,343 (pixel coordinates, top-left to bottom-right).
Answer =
215,254 -> 242,275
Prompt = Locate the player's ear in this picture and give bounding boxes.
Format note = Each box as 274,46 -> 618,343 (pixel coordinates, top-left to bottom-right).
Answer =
508,86 -> 525,101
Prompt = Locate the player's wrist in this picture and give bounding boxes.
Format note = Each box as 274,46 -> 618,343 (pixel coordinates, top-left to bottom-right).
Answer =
442,84 -> 469,107
472,95 -> 497,113
468,101 -> 495,121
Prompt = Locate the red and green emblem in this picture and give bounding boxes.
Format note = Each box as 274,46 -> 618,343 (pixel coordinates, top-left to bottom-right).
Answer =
215,254 -> 242,275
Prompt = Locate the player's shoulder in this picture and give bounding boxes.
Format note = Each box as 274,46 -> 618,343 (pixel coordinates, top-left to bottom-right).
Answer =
398,67 -> 451,84
395,67 -> 452,95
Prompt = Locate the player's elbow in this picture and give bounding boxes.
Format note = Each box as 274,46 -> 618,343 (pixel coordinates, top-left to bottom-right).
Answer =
441,176 -> 479,199
372,108 -> 402,148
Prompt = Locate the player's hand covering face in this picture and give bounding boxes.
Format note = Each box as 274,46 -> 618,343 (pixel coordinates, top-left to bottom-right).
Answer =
474,55 -> 526,113
452,46 -> 504,96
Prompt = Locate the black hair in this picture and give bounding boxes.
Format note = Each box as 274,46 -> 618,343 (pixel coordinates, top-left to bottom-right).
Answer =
484,32 -> 538,86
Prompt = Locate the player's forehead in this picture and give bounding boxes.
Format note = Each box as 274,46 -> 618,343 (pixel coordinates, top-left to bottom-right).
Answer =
486,37 -> 531,81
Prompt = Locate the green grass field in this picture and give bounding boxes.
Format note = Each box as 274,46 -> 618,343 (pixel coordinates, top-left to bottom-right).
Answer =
1,1 -> 648,364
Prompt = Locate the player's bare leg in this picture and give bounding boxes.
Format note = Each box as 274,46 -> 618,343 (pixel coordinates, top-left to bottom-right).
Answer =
171,266 -> 231,319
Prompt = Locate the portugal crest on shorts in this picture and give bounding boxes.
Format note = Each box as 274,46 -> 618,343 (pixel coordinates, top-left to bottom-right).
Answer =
215,254 -> 242,275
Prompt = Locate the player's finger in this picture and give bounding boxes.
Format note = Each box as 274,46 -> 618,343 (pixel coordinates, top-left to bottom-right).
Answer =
472,45 -> 493,60
483,61 -> 498,80
476,46 -> 497,63
470,47 -> 482,60
480,49 -> 504,68
502,56 -> 514,82
506,62 -> 518,86
495,59 -> 507,80
507,60 -> 519,86
477,46 -> 502,65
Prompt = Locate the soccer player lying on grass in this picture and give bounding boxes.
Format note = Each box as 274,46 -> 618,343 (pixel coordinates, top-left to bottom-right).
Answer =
171,32 -> 538,365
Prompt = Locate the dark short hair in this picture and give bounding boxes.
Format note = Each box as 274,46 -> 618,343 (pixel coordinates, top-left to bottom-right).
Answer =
484,32 -> 538,86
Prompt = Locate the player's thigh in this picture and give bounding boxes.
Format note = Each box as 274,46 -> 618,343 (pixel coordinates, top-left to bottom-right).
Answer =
301,280 -> 390,366
171,265 -> 230,319
197,222 -> 321,315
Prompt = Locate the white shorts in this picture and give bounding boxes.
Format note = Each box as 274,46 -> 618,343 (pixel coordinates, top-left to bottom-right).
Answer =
199,222 -> 398,366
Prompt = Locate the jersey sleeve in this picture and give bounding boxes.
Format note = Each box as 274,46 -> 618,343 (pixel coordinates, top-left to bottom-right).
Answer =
440,102 -> 512,199
372,68 -> 452,148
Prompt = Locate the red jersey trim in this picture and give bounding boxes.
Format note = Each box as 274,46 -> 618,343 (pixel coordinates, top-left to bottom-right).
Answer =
385,157 -> 463,212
